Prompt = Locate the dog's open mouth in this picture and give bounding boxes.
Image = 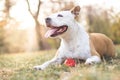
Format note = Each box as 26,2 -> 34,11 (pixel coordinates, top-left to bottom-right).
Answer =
45,25 -> 68,38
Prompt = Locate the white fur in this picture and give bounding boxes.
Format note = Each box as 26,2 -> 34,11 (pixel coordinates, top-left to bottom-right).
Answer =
34,10 -> 101,70
58,23 -> 91,59
85,56 -> 101,65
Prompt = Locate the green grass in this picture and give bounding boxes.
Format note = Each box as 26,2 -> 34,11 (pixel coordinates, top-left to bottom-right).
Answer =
0,46 -> 120,80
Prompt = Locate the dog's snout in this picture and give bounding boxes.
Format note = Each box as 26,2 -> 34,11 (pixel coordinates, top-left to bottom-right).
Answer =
45,17 -> 51,23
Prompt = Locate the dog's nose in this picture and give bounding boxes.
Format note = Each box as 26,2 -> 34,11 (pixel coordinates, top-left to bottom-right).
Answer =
45,17 -> 51,23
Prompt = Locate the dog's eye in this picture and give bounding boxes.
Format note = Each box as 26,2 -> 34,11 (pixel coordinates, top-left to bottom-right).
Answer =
57,14 -> 63,17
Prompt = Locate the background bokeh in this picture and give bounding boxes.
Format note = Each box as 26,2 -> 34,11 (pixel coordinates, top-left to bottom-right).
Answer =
0,0 -> 120,53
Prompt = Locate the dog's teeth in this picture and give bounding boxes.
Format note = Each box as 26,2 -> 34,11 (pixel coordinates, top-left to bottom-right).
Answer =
58,29 -> 63,32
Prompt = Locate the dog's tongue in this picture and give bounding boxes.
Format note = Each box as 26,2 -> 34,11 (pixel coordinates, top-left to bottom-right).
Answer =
45,29 -> 57,38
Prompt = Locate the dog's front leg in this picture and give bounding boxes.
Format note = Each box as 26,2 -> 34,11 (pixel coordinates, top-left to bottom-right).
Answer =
85,43 -> 101,65
33,57 -> 65,70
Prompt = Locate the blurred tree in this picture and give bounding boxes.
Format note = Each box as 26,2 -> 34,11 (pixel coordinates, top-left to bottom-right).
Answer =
85,6 -> 110,36
0,0 -> 15,53
110,13 -> 120,44
85,5 -> 120,44
0,20 -> 7,53
26,0 -> 50,50
50,0 -> 74,12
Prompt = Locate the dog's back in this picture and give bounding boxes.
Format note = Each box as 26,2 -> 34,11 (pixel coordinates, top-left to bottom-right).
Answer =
90,33 -> 116,59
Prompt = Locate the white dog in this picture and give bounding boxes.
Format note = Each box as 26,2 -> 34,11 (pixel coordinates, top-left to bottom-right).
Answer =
34,6 -> 115,70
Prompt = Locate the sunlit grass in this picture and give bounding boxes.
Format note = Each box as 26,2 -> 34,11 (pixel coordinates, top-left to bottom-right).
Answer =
0,46 -> 120,80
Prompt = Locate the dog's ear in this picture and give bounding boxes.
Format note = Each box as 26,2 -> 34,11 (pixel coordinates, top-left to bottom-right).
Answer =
71,6 -> 80,16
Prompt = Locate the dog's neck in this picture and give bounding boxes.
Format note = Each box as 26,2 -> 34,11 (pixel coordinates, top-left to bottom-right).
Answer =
60,23 -> 89,47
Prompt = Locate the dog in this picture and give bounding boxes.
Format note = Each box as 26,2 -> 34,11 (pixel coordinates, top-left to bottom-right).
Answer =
34,6 -> 116,70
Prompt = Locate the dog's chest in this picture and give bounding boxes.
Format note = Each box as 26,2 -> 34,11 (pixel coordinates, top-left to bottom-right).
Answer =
59,42 -> 91,60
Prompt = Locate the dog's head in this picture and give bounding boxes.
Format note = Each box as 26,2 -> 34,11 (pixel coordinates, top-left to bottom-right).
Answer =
45,6 -> 80,38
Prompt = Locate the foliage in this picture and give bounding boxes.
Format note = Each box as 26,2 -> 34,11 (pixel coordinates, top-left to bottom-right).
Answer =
85,6 -> 120,44
86,6 -> 110,35
0,20 -> 7,53
109,14 -> 120,44
0,46 -> 120,80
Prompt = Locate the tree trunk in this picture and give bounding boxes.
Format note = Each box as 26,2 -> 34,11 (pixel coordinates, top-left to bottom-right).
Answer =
26,0 -> 50,50
35,19 -> 50,50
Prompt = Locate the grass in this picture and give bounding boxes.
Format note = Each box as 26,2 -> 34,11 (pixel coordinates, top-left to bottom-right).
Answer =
0,46 -> 120,80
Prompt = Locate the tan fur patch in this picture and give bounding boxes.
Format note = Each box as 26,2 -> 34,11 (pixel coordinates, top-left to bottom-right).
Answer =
89,33 -> 115,59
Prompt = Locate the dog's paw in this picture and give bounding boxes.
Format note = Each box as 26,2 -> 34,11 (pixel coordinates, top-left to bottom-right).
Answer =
85,61 -> 94,65
85,56 -> 101,65
33,65 -> 44,70
85,59 -> 95,65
